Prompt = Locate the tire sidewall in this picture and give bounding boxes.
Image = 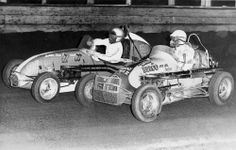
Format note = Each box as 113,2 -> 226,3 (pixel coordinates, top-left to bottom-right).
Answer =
75,73 -> 96,107
2,59 -> 23,87
132,84 -> 162,122
209,71 -> 234,106
32,72 -> 60,103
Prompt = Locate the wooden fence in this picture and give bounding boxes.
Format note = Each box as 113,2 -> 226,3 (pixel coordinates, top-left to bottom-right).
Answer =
0,5 -> 236,33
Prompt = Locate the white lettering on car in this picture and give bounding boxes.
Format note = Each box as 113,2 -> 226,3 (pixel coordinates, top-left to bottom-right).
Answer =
142,64 -> 170,73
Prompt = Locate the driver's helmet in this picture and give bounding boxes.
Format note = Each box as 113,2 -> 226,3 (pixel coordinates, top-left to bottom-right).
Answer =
170,30 -> 187,47
109,28 -> 125,43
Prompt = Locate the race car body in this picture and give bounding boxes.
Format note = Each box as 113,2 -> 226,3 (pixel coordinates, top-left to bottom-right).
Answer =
128,44 -> 211,89
3,31 -> 151,103
75,34 -> 234,122
9,48 -> 101,89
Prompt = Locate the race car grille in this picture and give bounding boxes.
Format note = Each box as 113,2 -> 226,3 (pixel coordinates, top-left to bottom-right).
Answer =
93,82 -> 119,105
93,90 -> 118,105
110,78 -> 120,85
95,76 -> 120,93
10,74 -> 18,86
93,75 -> 121,105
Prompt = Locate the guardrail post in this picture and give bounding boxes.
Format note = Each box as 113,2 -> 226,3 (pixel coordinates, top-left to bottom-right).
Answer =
0,0 -> 7,3
168,0 -> 175,6
126,0 -> 131,5
201,0 -> 212,7
42,0 -> 47,4
87,0 -> 94,4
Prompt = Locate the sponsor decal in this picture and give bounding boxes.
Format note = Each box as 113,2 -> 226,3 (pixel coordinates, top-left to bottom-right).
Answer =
61,53 -> 69,63
142,64 -> 170,73
74,53 -> 82,62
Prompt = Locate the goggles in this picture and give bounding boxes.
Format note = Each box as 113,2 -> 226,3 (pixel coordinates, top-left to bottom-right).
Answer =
170,36 -> 185,42
109,31 -> 123,38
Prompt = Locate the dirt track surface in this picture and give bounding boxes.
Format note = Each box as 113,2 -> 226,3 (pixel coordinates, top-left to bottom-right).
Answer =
1,77 -> 236,150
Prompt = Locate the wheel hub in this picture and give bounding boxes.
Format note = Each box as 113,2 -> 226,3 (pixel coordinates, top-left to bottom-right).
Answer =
218,78 -> 232,100
140,92 -> 159,117
40,78 -> 58,100
84,80 -> 94,100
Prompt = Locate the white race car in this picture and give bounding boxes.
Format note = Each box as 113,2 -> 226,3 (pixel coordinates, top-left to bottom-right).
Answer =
2,27 -> 151,103
75,33 -> 234,122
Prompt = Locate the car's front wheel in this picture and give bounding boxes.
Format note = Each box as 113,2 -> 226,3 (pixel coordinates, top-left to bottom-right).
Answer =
2,59 -> 23,87
31,72 -> 60,103
132,84 -> 163,123
209,71 -> 234,106
75,73 -> 95,107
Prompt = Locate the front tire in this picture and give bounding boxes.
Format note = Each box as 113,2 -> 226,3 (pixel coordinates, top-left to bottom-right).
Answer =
31,72 -> 60,103
209,71 -> 234,106
75,73 -> 96,107
2,59 -> 23,87
132,84 -> 163,123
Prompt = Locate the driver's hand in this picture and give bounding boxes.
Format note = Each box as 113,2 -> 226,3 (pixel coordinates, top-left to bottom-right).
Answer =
91,55 -> 100,61
122,58 -> 133,63
87,40 -> 93,46
87,50 -> 97,56
81,48 -> 94,55
81,48 -> 88,53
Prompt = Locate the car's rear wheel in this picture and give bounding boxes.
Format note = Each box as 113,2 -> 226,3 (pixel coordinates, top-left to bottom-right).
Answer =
32,72 -> 60,103
132,84 -> 162,123
209,71 -> 234,106
2,59 -> 23,87
75,73 -> 95,107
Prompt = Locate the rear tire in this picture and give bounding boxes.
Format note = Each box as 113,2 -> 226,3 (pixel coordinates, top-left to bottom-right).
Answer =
209,71 -> 234,106
75,73 -> 96,107
31,72 -> 60,103
132,84 -> 163,122
2,59 -> 23,87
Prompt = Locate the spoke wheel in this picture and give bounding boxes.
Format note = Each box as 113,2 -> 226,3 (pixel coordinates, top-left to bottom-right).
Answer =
39,78 -> 59,100
139,91 -> 159,118
2,59 -> 23,87
32,72 -> 60,103
218,78 -> 233,100
83,80 -> 94,100
209,71 -> 234,106
75,73 -> 95,107
132,84 -> 162,122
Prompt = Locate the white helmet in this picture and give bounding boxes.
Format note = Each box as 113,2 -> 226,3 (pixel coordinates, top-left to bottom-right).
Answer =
170,30 -> 187,47
109,28 -> 125,43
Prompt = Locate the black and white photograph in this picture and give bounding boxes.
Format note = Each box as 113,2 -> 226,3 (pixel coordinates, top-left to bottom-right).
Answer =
1,0 -> 236,149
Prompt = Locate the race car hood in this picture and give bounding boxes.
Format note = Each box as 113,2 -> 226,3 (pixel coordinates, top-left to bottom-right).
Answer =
142,45 -> 178,74
128,45 -> 178,88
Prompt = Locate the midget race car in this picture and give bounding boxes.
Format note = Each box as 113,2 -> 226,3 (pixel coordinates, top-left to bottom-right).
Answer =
75,33 -> 234,122
2,27 -> 151,103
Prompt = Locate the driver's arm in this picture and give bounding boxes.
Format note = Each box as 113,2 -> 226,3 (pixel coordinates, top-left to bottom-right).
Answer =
90,38 -> 109,50
94,43 -> 123,62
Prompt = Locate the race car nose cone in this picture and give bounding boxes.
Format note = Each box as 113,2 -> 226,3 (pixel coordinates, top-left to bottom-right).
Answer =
10,74 -> 18,87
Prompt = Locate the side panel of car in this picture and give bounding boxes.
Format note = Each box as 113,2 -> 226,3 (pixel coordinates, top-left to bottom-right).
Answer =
18,49 -> 93,75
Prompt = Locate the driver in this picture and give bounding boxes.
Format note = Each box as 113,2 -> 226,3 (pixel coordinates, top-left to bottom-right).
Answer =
170,30 -> 195,71
87,27 -> 125,63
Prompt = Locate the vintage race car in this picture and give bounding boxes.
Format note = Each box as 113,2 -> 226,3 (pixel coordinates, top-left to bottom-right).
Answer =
75,33 -> 234,122
2,27 -> 151,103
